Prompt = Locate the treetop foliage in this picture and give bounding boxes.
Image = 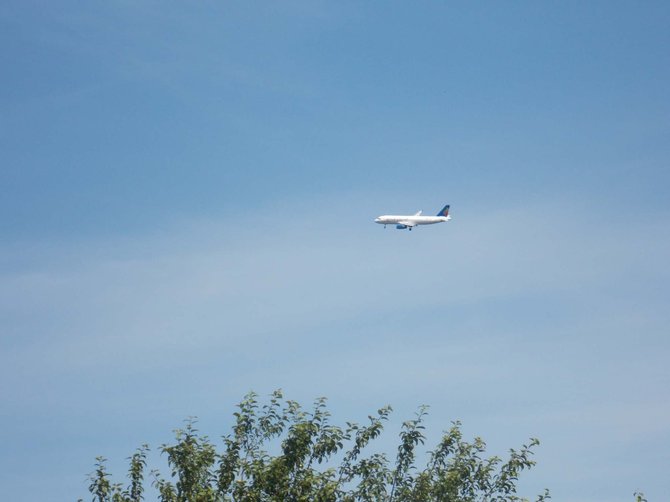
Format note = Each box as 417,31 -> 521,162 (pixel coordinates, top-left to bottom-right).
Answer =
83,390 -> 550,502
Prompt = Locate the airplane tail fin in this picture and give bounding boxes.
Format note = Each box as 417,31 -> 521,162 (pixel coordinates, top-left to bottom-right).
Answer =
436,204 -> 450,217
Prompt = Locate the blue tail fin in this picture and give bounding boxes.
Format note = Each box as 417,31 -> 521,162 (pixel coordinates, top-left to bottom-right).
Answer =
436,204 -> 450,217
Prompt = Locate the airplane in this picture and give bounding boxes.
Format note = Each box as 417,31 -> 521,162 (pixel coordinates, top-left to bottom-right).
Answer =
374,204 -> 451,230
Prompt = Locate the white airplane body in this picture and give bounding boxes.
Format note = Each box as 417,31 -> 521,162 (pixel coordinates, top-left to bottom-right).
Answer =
375,204 -> 451,230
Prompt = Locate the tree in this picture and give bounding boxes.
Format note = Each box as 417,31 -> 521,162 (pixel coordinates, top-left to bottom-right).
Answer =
85,390 -> 549,502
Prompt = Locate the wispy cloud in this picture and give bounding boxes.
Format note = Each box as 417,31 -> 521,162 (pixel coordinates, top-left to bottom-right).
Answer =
2,194 -> 666,375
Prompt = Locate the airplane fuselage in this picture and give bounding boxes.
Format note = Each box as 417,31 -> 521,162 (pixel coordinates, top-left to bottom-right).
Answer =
374,215 -> 449,226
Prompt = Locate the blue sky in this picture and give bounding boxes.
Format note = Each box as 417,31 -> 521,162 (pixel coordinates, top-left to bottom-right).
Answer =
1,1 -> 669,500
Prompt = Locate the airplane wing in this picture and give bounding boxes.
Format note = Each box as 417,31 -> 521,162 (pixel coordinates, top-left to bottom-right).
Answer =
398,220 -> 417,227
